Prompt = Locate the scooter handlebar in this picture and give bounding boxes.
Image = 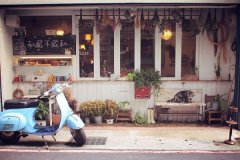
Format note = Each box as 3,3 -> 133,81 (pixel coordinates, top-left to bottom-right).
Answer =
39,83 -> 71,99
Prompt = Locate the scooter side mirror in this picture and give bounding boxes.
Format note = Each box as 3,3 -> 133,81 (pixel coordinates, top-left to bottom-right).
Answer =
43,90 -> 51,96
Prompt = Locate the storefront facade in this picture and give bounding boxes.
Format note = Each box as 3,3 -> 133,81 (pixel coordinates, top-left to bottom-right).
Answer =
0,1 -> 239,116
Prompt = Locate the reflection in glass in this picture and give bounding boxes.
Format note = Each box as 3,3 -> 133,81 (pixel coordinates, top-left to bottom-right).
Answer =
141,28 -> 155,69
161,31 -> 176,77
20,16 -> 72,36
181,20 -> 196,77
120,20 -> 134,77
100,25 -> 114,77
79,20 -> 94,77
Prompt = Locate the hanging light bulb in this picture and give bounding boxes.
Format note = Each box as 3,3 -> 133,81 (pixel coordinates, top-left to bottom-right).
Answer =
80,44 -> 86,50
161,29 -> 172,40
56,29 -> 64,36
85,34 -> 92,41
91,39 -> 94,45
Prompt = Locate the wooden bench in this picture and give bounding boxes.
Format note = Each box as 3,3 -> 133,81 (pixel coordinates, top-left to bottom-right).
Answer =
155,89 -> 206,122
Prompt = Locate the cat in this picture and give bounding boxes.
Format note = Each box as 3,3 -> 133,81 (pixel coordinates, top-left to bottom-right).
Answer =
167,90 -> 194,103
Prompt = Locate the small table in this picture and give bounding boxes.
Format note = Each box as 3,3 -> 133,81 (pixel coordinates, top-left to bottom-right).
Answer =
206,110 -> 223,125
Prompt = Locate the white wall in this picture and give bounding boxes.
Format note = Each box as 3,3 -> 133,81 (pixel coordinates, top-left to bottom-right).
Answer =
0,10 -> 15,104
74,80 -> 231,116
198,10 -> 236,81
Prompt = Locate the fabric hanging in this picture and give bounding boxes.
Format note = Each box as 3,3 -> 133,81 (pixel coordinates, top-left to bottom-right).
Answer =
232,6 -> 240,130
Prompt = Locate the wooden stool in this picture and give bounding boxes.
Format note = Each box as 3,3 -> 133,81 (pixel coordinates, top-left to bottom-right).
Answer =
224,107 -> 238,145
206,110 -> 223,125
116,109 -> 133,122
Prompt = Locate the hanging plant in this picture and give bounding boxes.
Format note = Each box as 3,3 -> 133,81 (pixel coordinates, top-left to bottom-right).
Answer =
181,9 -> 200,37
212,9 -> 218,56
151,9 -> 160,27
77,9 -> 85,31
143,12 -> 155,36
140,9 -> 145,29
158,9 -> 170,33
171,9 -> 183,23
135,10 -> 141,28
202,9 -> 218,36
197,9 -> 204,28
117,8 -> 122,27
95,9 -> 116,34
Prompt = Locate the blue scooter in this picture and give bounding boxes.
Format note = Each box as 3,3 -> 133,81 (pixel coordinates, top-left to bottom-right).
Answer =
0,83 -> 86,148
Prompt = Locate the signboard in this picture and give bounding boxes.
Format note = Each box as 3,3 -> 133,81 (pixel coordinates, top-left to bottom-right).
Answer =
12,35 -> 76,55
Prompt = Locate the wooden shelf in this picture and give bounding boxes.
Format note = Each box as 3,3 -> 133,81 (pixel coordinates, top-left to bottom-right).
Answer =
13,55 -> 72,67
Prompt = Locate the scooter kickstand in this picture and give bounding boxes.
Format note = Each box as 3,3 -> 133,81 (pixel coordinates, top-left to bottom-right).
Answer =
42,135 -> 49,150
52,135 -> 56,142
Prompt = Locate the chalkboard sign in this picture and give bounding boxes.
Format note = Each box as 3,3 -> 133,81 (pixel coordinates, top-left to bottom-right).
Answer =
12,35 -> 76,55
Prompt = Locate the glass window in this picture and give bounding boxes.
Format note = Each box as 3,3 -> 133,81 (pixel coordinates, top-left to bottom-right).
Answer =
100,25 -> 114,77
120,20 -> 134,77
161,22 -> 176,77
78,20 -> 94,77
181,19 -> 197,77
20,16 -> 72,36
141,28 -> 155,69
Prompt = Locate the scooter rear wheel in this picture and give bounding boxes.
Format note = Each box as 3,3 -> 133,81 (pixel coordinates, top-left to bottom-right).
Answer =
0,131 -> 20,144
70,128 -> 86,146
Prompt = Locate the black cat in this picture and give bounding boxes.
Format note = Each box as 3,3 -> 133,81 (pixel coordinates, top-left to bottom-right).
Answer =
167,90 -> 194,103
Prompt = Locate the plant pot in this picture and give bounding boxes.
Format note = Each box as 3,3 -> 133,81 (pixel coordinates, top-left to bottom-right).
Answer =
84,117 -> 90,124
135,86 -> 151,99
94,116 -> 102,124
52,113 -> 61,125
211,101 -> 219,111
106,118 -> 114,124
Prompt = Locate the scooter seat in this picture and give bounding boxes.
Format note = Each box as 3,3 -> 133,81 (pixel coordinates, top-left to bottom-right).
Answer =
4,99 -> 39,109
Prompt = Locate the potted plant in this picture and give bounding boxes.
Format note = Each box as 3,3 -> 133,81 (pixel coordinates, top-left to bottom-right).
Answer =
104,99 -> 118,124
104,108 -> 115,124
79,101 -> 92,124
118,101 -> 130,110
214,94 -> 228,113
127,68 -> 162,99
89,100 -> 106,124
35,100 -> 49,126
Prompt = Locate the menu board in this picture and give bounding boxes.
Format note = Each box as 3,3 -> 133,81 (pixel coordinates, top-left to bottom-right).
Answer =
12,35 -> 76,55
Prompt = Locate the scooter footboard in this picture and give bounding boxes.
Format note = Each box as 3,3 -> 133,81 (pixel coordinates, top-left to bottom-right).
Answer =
66,114 -> 85,129
0,113 -> 26,131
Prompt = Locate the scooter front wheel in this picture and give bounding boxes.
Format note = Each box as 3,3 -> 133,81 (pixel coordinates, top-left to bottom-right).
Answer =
0,131 -> 21,144
70,128 -> 86,146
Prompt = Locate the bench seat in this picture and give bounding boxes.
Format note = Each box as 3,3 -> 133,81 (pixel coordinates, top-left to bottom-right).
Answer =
155,89 -> 206,122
